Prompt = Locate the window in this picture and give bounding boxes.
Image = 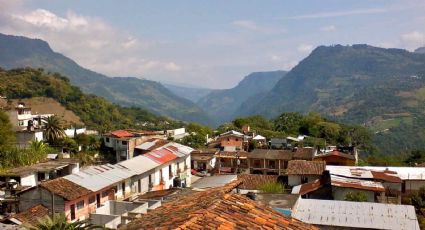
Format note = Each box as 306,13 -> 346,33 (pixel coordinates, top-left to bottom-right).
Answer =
235,138 -> 239,141
105,137 -> 110,143
89,196 -> 95,204
76,200 -> 84,210
122,141 -> 128,145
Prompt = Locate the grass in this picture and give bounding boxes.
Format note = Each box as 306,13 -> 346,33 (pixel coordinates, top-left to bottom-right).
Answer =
259,182 -> 285,193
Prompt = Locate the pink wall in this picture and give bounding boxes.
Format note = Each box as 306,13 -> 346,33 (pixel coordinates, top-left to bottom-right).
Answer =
64,187 -> 113,221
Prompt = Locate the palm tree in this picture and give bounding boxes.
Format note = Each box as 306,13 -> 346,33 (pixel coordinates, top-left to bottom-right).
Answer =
26,213 -> 101,230
29,140 -> 49,153
43,116 -> 66,145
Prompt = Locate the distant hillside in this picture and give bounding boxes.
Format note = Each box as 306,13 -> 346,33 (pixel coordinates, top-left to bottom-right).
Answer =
197,71 -> 286,125
415,47 -> 425,54
0,68 -> 183,132
0,33 -> 213,125
163,83 -> 214,103
238,44 -> 425,154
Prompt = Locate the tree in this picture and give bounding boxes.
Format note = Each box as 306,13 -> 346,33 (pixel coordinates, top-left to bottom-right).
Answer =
179,133 -> 206,148
26,213 -> 99,230
273,112 -> 304,134
29,140 -> 49,153
43,116 -> 66,145
0,111 -> 16,151
344,191 -> 368,202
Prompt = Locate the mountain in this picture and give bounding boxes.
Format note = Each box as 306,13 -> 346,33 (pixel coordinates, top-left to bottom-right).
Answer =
197,71 -> 286,125
0,68 -> 183,132
163,83 -> 214,103
415,46 -> 425,54
238,44 -> 425,154
0,33 -> 213,125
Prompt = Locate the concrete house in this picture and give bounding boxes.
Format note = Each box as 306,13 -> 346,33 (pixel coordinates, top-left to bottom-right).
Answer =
287,160 -> 326,187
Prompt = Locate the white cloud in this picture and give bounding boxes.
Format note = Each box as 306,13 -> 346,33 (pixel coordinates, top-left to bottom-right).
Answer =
282,8 -> 388,20
270,55 -> 281,62
0,8 -> 182,79
297,44 -> 314,54
320,25 -> 336,32
400,31 -> 425,50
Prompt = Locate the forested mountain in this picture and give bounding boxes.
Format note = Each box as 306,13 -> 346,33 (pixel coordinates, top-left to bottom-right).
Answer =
163,83 -> 214,103
0,33 -> 212,125
0,68 -> 183,132
197,71 -> 286,125
237,44 -> 425,154
415,47 -> 425,54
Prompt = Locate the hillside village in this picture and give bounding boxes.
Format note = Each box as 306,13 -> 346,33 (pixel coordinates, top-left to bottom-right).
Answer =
0,95 -> 424,229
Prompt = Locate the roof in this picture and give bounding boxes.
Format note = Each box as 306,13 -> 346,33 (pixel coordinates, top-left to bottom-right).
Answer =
326,166 -> 403,182
11,204 -> 49,226
144,148 -> 178,164
191,175 -> 238,190
219,130 -> 244,137
121,181 -> 317,230
39,177 -> 92,200
292,147 -> 314,160
134,138 -> 168,151
0,159 -> 78,177
217,151 -> 248,159
248,149 -> 293,160
237,174 -> 278,190
253,135 -> 266,140
292,178 -> 327,195
117,155 -> 159,175
65,164 -> 134,192
292,198 -> 420,230
191,154 -> 215,161
287,160 -> 326,175
109,130 -> 135,138
331,175 -> 385,192
314,150 -> 356,160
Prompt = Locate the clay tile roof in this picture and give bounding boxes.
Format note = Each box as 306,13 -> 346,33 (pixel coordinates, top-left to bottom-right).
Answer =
120,180 -> 317,230
11,205 -> 49,226
110,130 -> 134,138
237,174 -> 279,190
248,149 -> 293,160
371,171 -> 402,183
39,178 -> 92,201
287,160 -> 326,175
292,148 -> 314,160
294,177 -> 329,196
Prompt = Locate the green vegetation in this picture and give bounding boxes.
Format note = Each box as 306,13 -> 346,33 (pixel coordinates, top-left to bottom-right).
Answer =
177,123 -> 213,148
26,213 -> 100,230
0,68 -> 183,132
259,182 -> 285,193
0,111 -> 16,152
43,116 -> 66,145
403,186 -> 425,229
344,191 -> 368,202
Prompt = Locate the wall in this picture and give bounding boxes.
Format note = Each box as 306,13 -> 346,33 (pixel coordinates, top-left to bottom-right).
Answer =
90,214 -> 121,229
405,180 -> 425,193
20,174 -> 37,187
64,128 -> 86,138
220,136 -> 243,151
64,187 -> 112,221
288,175 -> 320,187
332,187 -> 375,202
19,187 -> 65,214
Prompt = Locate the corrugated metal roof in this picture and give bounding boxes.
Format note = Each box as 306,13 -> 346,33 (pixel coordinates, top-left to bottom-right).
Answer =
145,148 -> 177,164
117,155 -> 159,175
292,198 -> 420,230
65,164 -> 134,191
331,175 -> 385,192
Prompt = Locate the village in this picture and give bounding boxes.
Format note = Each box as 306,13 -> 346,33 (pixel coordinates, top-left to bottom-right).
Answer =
0,102 -> 422,229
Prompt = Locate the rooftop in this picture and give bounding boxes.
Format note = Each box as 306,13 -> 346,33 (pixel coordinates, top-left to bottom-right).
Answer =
314,150 -> 356,160
10,204 -> 49,226
248,149 -> 293,160
121,181 -> 317,230
331,175 -> 385,192
287,160 -> 326,175
144,148 -> 178,164
191,175 -> 238,190
237,174 -> 278,190
109,130 -> 135,138
292,198 -> 420,230
0,158 -> 79,177
39,177 -> 92,200
134,138 -> 168,151
327,165 -> 405,182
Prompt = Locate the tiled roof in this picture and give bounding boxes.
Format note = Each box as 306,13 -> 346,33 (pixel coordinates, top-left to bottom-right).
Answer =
314,150 -> 356,160
11,204 -> 49,226
248,149 -> 293,160
370,171 -> 402,183
292,178 -> 328,196
39,177 -> 92,200
292,148 -> 314,160
287,160 -> 326,175
238,174 -> 279,190
110,130 -> 135,138
121,181 -> 317,230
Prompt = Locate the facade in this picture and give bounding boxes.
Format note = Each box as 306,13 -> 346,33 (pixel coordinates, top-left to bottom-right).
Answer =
15,130 -> 44,149
247,149 -> 293,175
190,149 -> 218,172
217,130 -> 244,152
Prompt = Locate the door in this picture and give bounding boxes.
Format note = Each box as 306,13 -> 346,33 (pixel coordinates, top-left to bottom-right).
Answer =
138,180 -> 142,193
70,204 -> 76,220
122,182 -> 125,197
96,194 -> 101,208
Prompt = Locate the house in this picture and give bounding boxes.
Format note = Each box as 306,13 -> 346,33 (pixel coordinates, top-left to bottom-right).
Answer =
252,134 -> 266,146
165,128 -> 187,140
190,149 -> 218,172
6,204 -> 49,227
15,129 -> 44,149
216,130 -> 244,152
0,158 -> 79,188
216,151 -> 248,173
287,160 -> 326,186
330,175 -> 386,202
292,198 -> 420,230
133,138 -> 169,156
270,137 -> 286,149
102,130 -> 165,162
120,180 -> 318,230
247,149 -> 293,175
314,146 -> 358,166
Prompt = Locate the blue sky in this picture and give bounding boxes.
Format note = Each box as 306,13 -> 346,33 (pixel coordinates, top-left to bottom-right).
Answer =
1,0 -> 424,88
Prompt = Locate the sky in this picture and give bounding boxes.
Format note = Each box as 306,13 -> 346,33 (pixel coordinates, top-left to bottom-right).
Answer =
0,0 -> 425,89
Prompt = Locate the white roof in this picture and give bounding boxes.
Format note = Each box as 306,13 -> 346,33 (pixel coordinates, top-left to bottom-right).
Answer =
117,155 -> 159,175
286,136 -> 300,142
253,135 -> 266,140
65,164 -> 135,191
327,165 -> 425,180
220,130 -> 244,137
292,198 -> 420,230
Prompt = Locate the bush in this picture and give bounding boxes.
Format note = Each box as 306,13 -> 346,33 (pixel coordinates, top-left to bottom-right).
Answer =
259,182 -> 284,193
344,191 -> 368,202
